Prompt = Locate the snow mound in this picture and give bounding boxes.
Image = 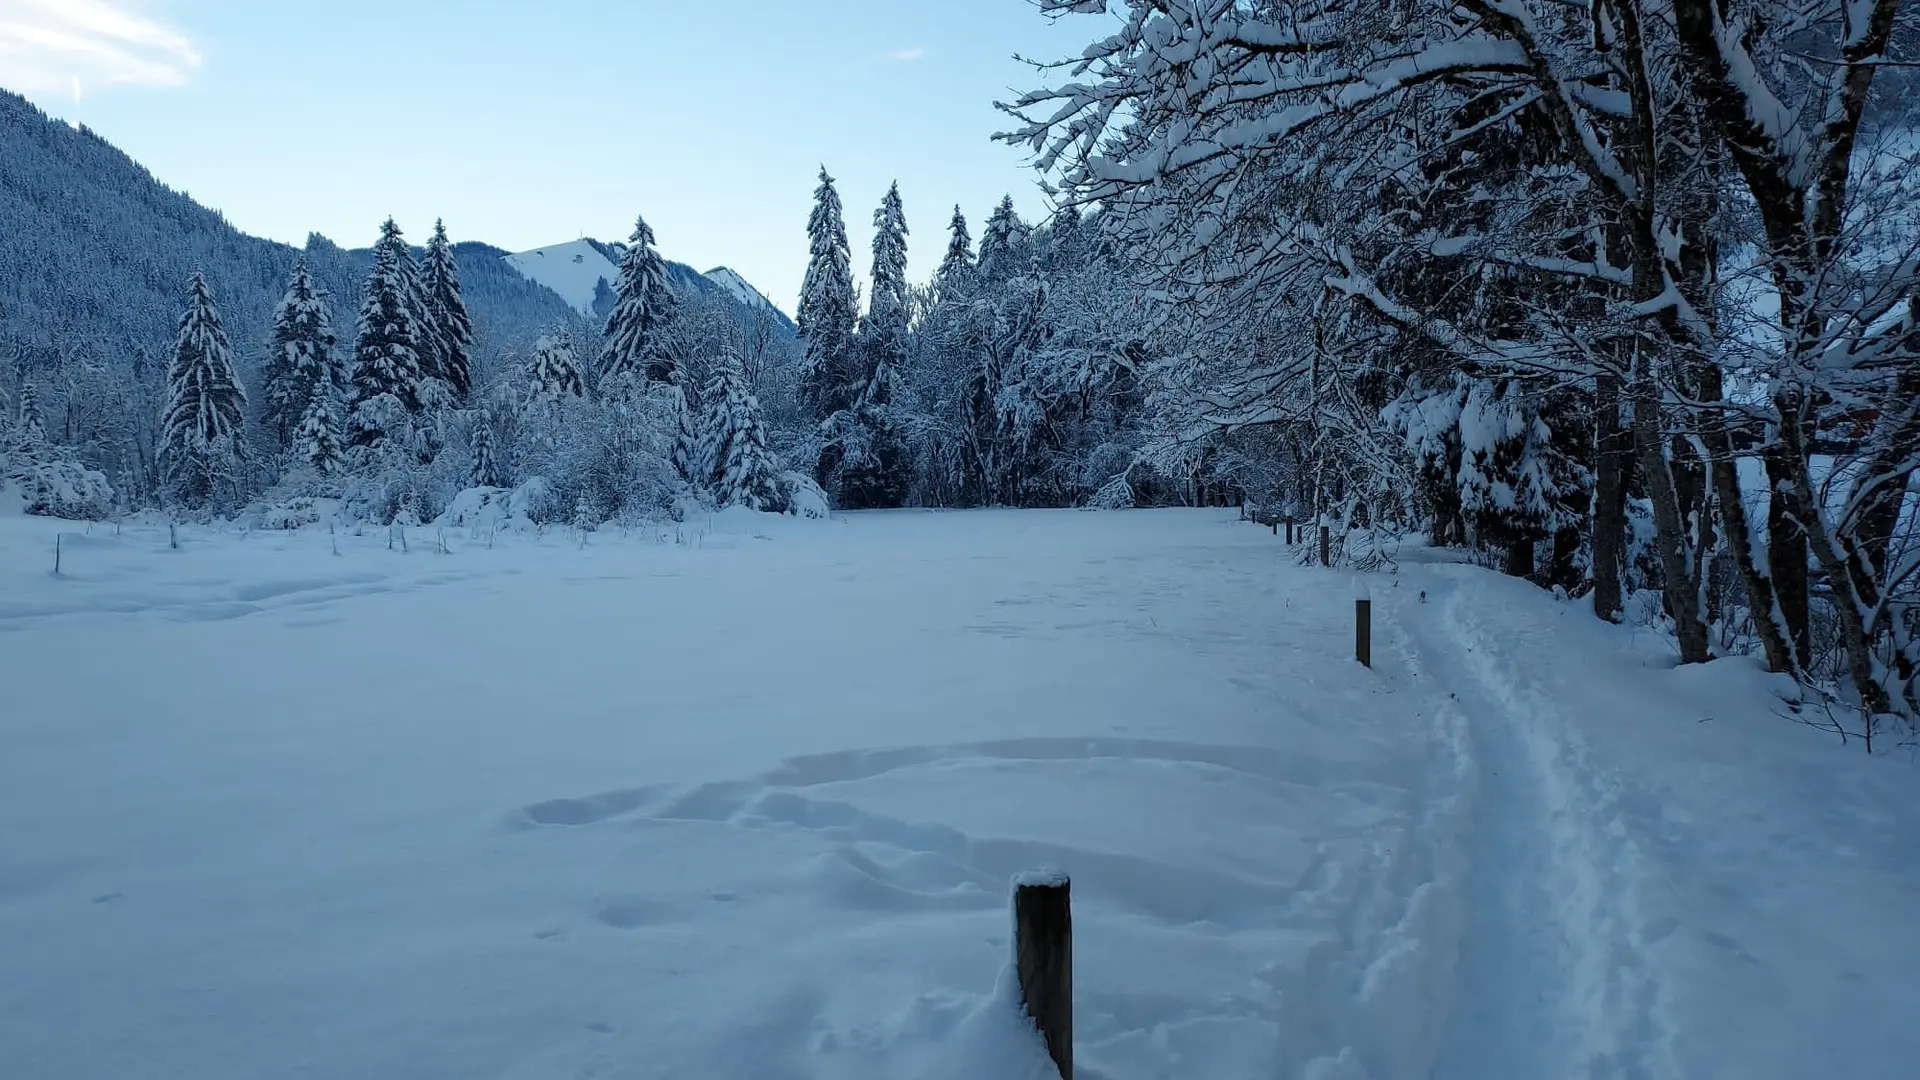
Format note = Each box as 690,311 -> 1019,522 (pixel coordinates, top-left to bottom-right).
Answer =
437,481 -> 552,531
781,471 -> 831,518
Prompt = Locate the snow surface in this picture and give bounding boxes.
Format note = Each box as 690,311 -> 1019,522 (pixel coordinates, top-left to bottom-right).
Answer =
501,239 -> 621,315
705,265 -> 786,318
0,509 -> 1915,1079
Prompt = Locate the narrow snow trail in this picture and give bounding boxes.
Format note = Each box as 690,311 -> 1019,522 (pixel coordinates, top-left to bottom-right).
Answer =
0,509 -> 1457,1080
1391,563 -> 1920,1080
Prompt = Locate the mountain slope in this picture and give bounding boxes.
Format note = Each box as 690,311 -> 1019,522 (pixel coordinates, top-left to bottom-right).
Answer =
0,90 -> 574,378
704,266 -> 789,323
501,239 -> 796,335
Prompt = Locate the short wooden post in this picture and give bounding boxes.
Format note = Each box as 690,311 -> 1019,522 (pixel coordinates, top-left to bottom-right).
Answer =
1014,872 -> 1072,1080
1271,520 -> 1278,536
53,533 -> 62,575
1355,579 -> 1372,668
1319,524 -> 1331,567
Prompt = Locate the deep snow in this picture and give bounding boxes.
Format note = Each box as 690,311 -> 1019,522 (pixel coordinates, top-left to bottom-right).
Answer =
0,508 -> 1914,1079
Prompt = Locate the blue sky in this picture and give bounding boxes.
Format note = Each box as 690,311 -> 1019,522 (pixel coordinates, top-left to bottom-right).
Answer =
0,0 -> 1104,311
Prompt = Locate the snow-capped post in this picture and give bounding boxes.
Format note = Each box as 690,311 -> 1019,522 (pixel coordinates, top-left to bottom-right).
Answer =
1355,578 -> 1372,668
1319,524 -> 1330,567
1012,870 -> 1072,1080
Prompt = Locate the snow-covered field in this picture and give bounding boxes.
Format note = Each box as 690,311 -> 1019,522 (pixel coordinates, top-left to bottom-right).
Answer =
1,507 -> 1915,1079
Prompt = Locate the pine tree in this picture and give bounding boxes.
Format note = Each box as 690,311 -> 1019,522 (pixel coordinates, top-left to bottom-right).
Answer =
262,261 -> 338,453
977,195 -> 1022,283
936,204 -> 974,298
797,167 -> 859,420
528,331 -> 587,400
348,221 -> 427,447
598,215 -> 679,387
16,380 -> 45,444
420,219 -> 474,403
372,218 -> 435,381
295,389 -> 345,475
469,411 -> 503,487
866,182 -> 910,347
670,383 -> 707,488
703,352 -> 784,510
840,181 -> 914,510
160,272 -> 248,505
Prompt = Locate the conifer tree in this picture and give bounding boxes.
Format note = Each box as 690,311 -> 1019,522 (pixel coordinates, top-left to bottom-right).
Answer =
469,411 -> 503,487
16,380 -> 45,444
295,389 -> 345,475
866,182 -> 910,348
420,219 -> 474,403
840,182 -> 914,509
598,215 -> 679,387
977,195 -> 1022,283
262,261 -> 338,453
703,351 -> 784,510
373,218 -> 433,374
348,221 -> 427,447
797,167 -> 859,420
936,204 -> 974,298
528,331 -> 587,400
160,272 -> 248,505
670,383 -> 707,488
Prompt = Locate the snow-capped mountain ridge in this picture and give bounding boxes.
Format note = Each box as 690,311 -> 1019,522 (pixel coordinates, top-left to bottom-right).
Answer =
703,266 -> 784,318
500,240 -> 794,333
500,240 -> 617,317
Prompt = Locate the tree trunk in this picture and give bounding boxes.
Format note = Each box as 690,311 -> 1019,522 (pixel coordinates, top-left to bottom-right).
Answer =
1763,440 -> 1811,664
1690,360 -> 1798,674
1552,524 -> 1581,591
1591,371 -> 1630,621
1505,536 -> 1536,580
1630,349 -> 1712,663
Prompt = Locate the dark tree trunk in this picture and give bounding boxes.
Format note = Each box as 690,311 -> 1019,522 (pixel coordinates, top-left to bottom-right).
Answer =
1591,371 -> 1630,621
1505,536 -> 1536,579
1764,440 -> 1812,664
1551,525 -> 1582,591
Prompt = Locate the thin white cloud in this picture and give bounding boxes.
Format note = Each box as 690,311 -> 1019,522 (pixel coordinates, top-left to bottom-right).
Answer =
887,47 -> 926,62
0,0 -> 200,98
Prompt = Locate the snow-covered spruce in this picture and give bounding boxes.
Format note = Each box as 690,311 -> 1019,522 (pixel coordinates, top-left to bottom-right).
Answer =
261,261 -> 340,455
159,271 -> 248,509
796,167 -> 859,422
347,219 -> 427,447
701,351 -> 785,511
597,214 -> 679,388
419,219 -> 474,403
527,330 -> 587,401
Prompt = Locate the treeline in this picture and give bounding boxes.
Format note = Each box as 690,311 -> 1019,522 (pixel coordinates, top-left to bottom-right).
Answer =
998,0 -> 1920,735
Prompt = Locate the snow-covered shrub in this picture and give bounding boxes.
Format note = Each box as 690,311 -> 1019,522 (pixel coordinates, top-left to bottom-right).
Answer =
250,496 -> 339,531
1084,472 -> 1136,510
512,389 -> 680,524
11,457 -> 114,520
780,471 -> 830,519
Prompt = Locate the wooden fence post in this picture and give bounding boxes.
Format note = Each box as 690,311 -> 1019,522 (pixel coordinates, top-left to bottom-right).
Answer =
1355,579 -> 1372,668
1319,524 -> 1331,567
1014,872 -> 1072,1080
